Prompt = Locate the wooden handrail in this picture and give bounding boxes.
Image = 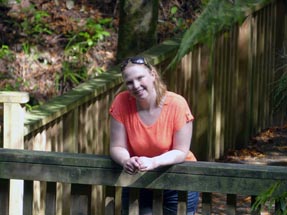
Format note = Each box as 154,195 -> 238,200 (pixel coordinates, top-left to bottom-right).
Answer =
0,149 -> 286,214
0,148 -> 286,195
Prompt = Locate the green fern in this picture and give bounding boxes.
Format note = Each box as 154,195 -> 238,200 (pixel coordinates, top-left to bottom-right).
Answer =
169,0 -> 272,68
273,72 -> 287,112
252,182 -> 287,214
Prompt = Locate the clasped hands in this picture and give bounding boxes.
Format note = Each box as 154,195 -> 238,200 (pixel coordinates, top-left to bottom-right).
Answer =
123,156 -> 157,175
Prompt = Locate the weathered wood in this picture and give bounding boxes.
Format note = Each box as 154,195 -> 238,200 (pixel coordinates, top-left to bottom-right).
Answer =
71,184 -> 91,215
201,192 -> 212,214
152,190 -> 163,215
0,92 -> 29,104
128,188 -> 139,215
24,73 -> 122,135
0,149 -> 287,196
226,194 -> 236,215
0,179 -> 9,215
0,149 -> 286,214
177,191 -> 187,215
105,186 -> 115,215
1,92 -> 29,215
45,182 -> 56,215
23,181 -> 33,215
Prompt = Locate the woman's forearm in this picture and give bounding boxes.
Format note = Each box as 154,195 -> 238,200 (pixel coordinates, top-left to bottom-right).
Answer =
137,149 -> 187,171
152,149 -> 187,168
110,146 -> 131,167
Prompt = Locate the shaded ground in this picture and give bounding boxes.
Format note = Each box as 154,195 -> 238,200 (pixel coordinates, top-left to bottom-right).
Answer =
219,124 -> 287,166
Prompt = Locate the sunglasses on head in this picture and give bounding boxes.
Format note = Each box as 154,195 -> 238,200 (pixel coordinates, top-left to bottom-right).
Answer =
120,56 -> 151,71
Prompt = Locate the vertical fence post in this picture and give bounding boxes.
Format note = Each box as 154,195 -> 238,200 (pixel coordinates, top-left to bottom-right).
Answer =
0,91 -> 29,215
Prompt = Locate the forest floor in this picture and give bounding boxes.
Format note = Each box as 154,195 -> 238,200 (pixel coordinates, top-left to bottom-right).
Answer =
219,124 -> 287,166
0,0 -> 201,104
1,1 -> 287,213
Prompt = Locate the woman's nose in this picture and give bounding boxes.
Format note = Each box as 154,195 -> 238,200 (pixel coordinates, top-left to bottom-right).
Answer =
133,80 -> 140,88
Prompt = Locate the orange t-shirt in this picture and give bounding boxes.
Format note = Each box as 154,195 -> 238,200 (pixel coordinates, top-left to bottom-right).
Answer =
109,91 -> 196,161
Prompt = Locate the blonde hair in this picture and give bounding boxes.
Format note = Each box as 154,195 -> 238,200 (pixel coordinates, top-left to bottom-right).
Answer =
150,65 -> 167,106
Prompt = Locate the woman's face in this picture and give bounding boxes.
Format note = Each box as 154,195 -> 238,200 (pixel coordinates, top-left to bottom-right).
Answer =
122,64 -> 155,100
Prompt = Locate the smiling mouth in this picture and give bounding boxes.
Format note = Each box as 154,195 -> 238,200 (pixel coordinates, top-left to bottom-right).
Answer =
133,89 -> 145,96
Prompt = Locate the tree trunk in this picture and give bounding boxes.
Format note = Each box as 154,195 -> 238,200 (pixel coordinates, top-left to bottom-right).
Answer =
117,0 -> 159,61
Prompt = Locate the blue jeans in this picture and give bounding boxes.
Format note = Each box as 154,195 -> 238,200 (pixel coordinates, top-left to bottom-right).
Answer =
121,188 -> 199,215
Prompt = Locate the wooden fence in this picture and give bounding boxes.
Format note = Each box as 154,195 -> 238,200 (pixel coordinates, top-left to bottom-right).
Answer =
0,0 -> 286,214
0,148 -> 287,215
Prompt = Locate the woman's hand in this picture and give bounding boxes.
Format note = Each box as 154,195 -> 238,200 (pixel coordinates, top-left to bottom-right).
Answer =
137,156 -> 157,171
123,156 -> 141,174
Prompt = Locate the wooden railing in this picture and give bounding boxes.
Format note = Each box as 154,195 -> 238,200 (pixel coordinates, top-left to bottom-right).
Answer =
0,148 -> 286,215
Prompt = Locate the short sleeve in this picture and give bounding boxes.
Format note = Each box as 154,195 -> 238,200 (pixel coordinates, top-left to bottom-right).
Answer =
109,92 -> 129,123
173,95 -> 194,131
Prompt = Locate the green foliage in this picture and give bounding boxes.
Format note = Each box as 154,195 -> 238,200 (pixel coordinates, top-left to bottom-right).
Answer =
0,45 -> 13,59
55,61 -> 88,93
62,61 -> 87,85
272,45 -> 287,112
62,17 -> 111,91
170,6 -> 186,32
0,77 -> 22,91
22,42 -> 31,55
170,0 -> 272,68
20,6 -> 53,37
65,18 -> 111,57
251,182 -> 287,214
273,71 -> 287,112
0,0 -> 7,5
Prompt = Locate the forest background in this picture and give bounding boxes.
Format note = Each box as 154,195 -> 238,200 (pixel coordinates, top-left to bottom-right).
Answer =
0,0 -> 203,107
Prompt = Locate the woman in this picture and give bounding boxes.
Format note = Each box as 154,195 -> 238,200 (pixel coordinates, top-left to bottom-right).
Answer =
109,56 -> 198,215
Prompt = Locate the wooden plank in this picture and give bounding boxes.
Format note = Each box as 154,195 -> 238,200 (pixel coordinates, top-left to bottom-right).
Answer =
177,191 -> 187,215
3,102 -> 26,215
105,186 -> 115,215
0,151 -> 286,213
128,188 -> 139,215
33,181 -> 46,215
23,181 -> 33,215
3,103 -> 25,149
71,184 -> 91,215
226,194 -> 236,215
1,149 -> 286,198
0,92 -> 29,104
0,179 -> 9,215
24,73 -> 123,135
63,109 -> 78,153
45,182 -> 56,215
152,189 -> 163,215
201,192 -> 212,214
1,149 -> 287,179
56,182 -> 71,215
91,185 -> 104,215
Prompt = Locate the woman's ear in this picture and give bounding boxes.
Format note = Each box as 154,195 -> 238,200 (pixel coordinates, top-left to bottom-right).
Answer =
150,69 -> 156,81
